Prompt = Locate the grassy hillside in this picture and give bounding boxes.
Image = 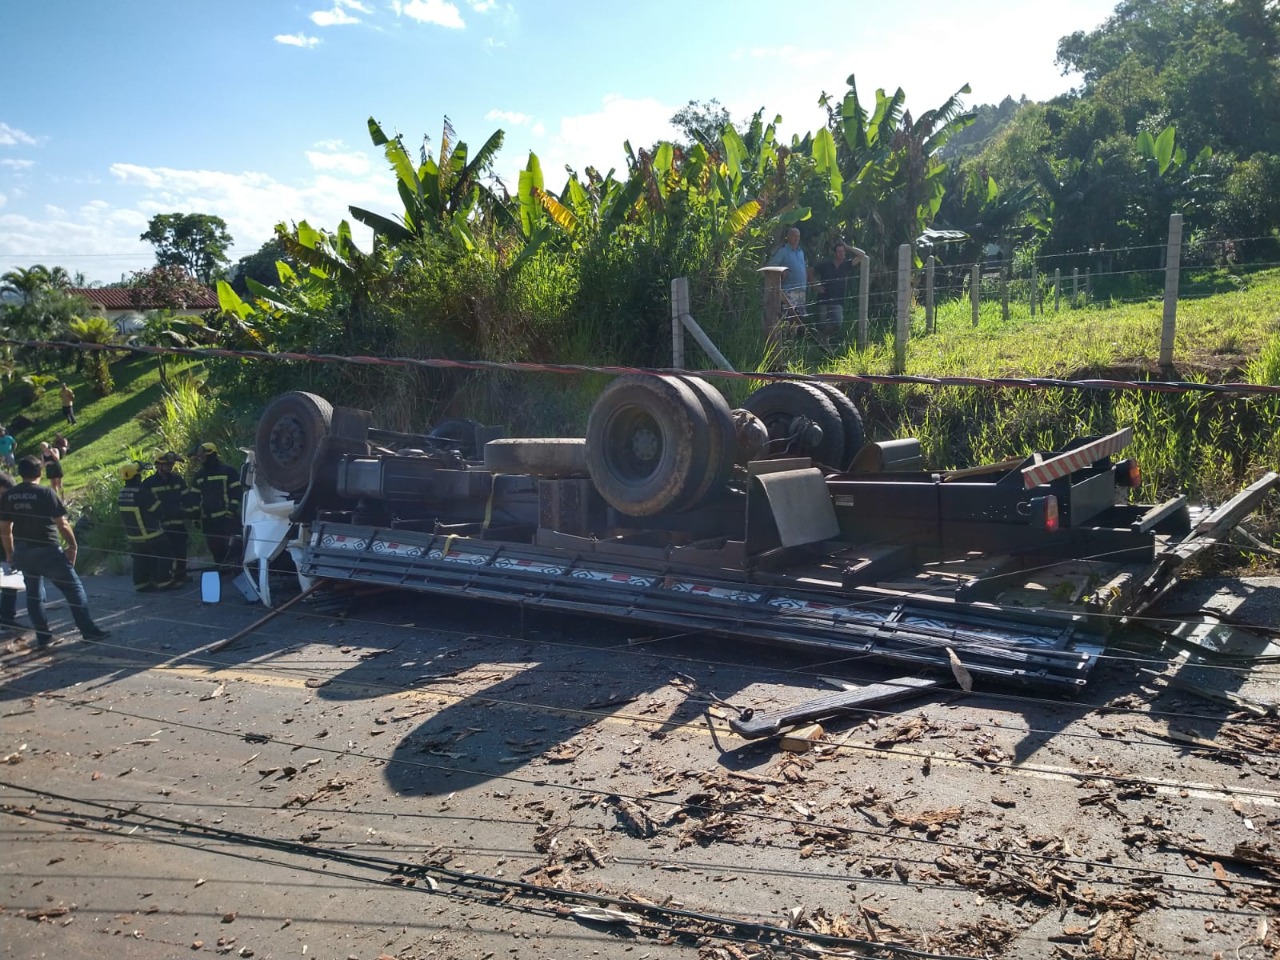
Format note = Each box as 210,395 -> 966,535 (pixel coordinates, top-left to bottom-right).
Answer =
0,357 -> 176,494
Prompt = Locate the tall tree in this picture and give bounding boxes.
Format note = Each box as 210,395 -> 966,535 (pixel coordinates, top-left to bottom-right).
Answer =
140,213 -> 233,285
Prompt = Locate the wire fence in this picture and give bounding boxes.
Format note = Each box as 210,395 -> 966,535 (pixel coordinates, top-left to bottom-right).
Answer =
688,219 -> 1280,374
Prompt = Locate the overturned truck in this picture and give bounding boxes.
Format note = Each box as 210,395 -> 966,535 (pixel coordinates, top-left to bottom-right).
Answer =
243,376 -> 1278,732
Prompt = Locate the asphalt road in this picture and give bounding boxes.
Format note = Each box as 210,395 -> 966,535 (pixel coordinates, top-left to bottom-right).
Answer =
2,571 -> 1278,959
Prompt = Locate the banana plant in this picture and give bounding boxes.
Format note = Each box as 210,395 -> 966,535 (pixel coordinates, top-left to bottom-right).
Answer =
350,117 -> 511,250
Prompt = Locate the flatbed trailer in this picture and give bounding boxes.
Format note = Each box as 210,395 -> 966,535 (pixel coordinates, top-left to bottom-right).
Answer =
243,377 -> 1278,728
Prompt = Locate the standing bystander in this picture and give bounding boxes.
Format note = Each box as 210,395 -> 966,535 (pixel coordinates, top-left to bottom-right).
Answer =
59,383 -> 76,425
767,227 -> 811,318
0,456 -> 110,648
0,427 -> 15,470
40,442 -> 64,497
813,239 -> 867,344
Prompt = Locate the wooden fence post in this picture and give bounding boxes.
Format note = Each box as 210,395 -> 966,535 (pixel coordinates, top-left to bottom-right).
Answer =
971,263 -> 980,327
1084,268 -> 1091,303
1159,212 -> 1183,366
671,277 -> 688,368
925,255 -> 935,334
1072,268 -> 1079,307
758,266 -> 785,339
1000,259 -> 1010,322
894,244 -> 911,374
858,257 -> 870,350
1030,262 -> 1038,316
1054,268 -> 1061,312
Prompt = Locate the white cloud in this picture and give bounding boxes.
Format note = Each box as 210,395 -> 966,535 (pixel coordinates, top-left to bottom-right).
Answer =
467,0 -> 495,11
0,193 -> 6,209
517,95 -> 677,191
392,0 -> 464,29
0,122 -> 37,147
311,4 -> 360,27
306,148 -> 372,176
485,109 -> 530,126
0,156 -> 402,284
275,33 -> 321,47
0,159 -> 34,170
483,37 -> 505,51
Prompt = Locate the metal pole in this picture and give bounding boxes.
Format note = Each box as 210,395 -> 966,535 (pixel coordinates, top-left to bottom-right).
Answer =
925,255 -> 935,334
894,244 -> 911,374
1054,268 -> 1061,312
970,263 -> 980,327
1072,267 -> 1079,307
1000,259 -> 1010,322
1030,262 -> 1037,317
1159,213 -> 1183,366
858,256 -> 870,350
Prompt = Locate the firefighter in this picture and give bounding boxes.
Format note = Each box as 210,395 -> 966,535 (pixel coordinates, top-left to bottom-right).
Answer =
118,462 -> 168,592
142,451 -> 194,586
190,442 -> 243,569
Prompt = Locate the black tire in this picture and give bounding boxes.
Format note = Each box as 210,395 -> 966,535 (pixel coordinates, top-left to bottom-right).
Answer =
256,391 -> 333,492
586,374 -> 710,517
427,418 -> 482,459
808,381 -> 865,470
743,380 -> 846,468
675,375 -> 736,509
484,439 -> 589,478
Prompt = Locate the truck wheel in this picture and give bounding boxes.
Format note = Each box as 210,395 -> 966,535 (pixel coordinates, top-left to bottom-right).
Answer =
675,375 -> 736,509
256,391 -> 333,492
484,439 -> 589,478
742,380 -> 846,468
586,374 -> 710,516
808,381 -> 865,470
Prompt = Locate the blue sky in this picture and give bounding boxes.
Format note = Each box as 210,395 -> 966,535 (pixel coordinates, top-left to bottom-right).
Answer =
1,0 -> 1119,285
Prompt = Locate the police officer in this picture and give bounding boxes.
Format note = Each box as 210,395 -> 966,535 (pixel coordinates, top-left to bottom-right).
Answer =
118,461 -> 168,592
190,442 -> 243,569
143,451 -> 195,586
0,455 -> 111,647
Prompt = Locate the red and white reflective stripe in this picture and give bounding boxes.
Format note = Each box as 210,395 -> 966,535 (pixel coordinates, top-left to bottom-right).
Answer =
1021,427 -> 1133,489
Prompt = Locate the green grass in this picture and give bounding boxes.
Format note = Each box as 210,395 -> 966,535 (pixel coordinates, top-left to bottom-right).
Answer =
0,356 -> 218,497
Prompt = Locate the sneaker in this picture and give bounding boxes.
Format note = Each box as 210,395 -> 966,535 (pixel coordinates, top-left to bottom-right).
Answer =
32,634 -> 55,650
81,628 -> 111,642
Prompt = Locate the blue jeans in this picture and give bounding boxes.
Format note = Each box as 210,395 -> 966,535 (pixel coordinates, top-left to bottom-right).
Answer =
12,544 -> 102,640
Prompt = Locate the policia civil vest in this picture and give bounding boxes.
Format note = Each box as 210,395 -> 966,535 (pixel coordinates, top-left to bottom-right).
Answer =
118,480 -> 165,542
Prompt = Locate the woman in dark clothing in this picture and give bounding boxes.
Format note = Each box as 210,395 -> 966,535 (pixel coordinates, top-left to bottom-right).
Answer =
40,443 -> 63,497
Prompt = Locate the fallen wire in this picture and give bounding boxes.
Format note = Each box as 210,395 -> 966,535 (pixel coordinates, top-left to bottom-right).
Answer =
4,677 -> 1278,898
0,782 -> 987,960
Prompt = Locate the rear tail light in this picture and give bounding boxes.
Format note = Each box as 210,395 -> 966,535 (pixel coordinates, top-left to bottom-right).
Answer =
1114,458 -> 1141,488
1030,494 -> 1060,532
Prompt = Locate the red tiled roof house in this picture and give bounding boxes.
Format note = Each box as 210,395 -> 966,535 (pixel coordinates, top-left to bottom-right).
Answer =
70,286 -> 220,336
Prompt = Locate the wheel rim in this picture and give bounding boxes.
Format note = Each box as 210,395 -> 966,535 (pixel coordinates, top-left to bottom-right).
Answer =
268,414 -> 309,468
603,406 -> 664,484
